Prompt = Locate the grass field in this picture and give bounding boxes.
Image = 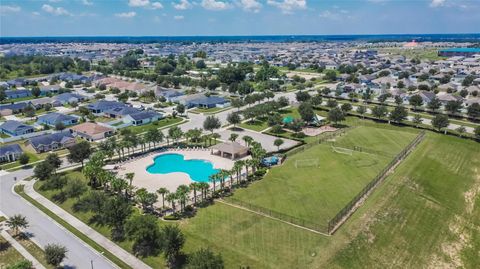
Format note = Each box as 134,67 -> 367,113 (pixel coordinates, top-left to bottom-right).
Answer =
328,133 -> 480,268
31,121 -> 480,268
229,126 -> 418,225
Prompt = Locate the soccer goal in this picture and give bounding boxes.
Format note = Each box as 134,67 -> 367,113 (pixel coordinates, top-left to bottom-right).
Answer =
331,146 -> 353,156
295,158 -> 319,168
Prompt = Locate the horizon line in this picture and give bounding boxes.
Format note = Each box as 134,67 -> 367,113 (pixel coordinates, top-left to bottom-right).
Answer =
1,33 -> 480,39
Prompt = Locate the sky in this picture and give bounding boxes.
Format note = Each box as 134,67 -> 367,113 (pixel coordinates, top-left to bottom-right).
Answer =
0,0 -> 479,37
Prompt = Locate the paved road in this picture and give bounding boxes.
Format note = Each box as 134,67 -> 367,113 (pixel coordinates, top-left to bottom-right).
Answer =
0,168 -> 116,269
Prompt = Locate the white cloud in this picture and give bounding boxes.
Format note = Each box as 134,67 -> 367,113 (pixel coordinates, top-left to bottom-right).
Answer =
42,4 -> 72,16
430,0 -> 446,7
32,11 -> 41,16
0,5 -> 21,13
128,0 -> 150,7
48,0 -> 62,2
129,0 -> 164,9
115,11 -> 136,18
172,0 -> 192,10
267,0 -> 306,14
201,0 -> 232,11
151,2 -> 164,9
174,15 -> 184,20
239,0 -> 261,13
82,0 -> 93,6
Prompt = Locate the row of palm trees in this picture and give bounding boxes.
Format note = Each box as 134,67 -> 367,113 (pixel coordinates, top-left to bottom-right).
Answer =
98,126 -> 236,162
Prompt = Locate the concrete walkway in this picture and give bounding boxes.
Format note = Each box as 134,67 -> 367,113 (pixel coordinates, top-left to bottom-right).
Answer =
0,227 -> 46,269
22,180 -> 151,269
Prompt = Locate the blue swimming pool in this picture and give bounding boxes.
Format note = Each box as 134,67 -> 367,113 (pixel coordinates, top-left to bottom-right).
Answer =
146,153 -> 219,182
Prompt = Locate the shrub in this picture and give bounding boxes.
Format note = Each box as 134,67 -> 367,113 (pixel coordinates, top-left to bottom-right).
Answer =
18,153 -> 29,165
6,260 -> 33,269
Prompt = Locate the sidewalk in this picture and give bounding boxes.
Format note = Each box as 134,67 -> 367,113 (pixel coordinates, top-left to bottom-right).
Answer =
0,227 -> 46,269
22,180 -> 151,269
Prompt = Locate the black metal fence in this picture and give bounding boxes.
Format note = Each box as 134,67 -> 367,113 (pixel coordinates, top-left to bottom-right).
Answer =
225,131 -> 425,235
326,131 -> 426,234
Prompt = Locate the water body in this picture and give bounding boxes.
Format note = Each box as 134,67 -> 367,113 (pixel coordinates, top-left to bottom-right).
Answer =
1,34 -> 479,44
146,153 -> 219,183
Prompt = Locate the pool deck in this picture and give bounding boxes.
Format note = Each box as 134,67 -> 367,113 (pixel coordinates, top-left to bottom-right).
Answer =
117,149 -> 238,193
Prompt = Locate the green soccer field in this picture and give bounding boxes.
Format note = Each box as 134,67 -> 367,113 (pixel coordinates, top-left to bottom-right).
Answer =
228,126 -> 419,226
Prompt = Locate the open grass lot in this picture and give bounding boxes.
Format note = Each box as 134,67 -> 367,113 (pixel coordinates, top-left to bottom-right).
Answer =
327,133 -> 480,268
378,47 -> 447,61
125,117 -> 183,135
229,125 -> 418,225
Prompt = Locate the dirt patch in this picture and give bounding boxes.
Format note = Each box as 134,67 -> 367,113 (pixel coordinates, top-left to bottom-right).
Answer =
464,168 -> 480,214
428,167 -> 480,269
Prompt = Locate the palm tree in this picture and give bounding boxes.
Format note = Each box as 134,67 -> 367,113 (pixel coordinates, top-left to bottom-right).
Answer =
166,192 -> 178,213
189,182 -> 200,205
176,185 -> 190,212
125,172 -> 135,197
6,214 -> 29,236
211,133 -> 221,146
111,177 -> 128,196
229,133 -> 239,142
233,160 -> 244,185
199,182 -> 210,201
137,136 -> 146,153
242,135 -> 253,147
209,174 -> 217,194
157,187 -> 169,209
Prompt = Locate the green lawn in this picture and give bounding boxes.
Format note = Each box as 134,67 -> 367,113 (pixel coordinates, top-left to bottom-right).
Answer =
14,233 -> 54,269
239,119 -> 269,132
229,126 -> 418,226
0,235 -> 28,268
30,122 -> 480,268
328,133 -> 480,268
125,117 -> 183,135
238,107 -> 301,132
190,107 -> 228,114
0,95 -> 36,104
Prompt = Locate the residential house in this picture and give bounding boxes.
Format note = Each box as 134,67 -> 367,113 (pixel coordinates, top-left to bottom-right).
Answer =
0,120 -> 35,136
0,102 -> 29,116
37,112 -> 78,127
39,85 -> 61,96
417,91 -> 437,104
155,87 -> 184,102
5,89 -> 31,99
54,93 -> 87,105
27,131 -> 76,153
123,110 -> 162,126
29,97 -> 61,109
86,100 -> 126,115
437,93 -> 463,105
69,122 -> 115,141
104,106 -> 142,119
187,96 -> 230,109
0,144 -> 24,163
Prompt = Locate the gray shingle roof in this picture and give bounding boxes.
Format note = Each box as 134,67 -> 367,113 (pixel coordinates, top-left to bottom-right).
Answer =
0,120 -> 34,133
128,110 -> 161,121
0,144 -> 23,155
29,132 -> 74,148
37,112 -> 77,123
